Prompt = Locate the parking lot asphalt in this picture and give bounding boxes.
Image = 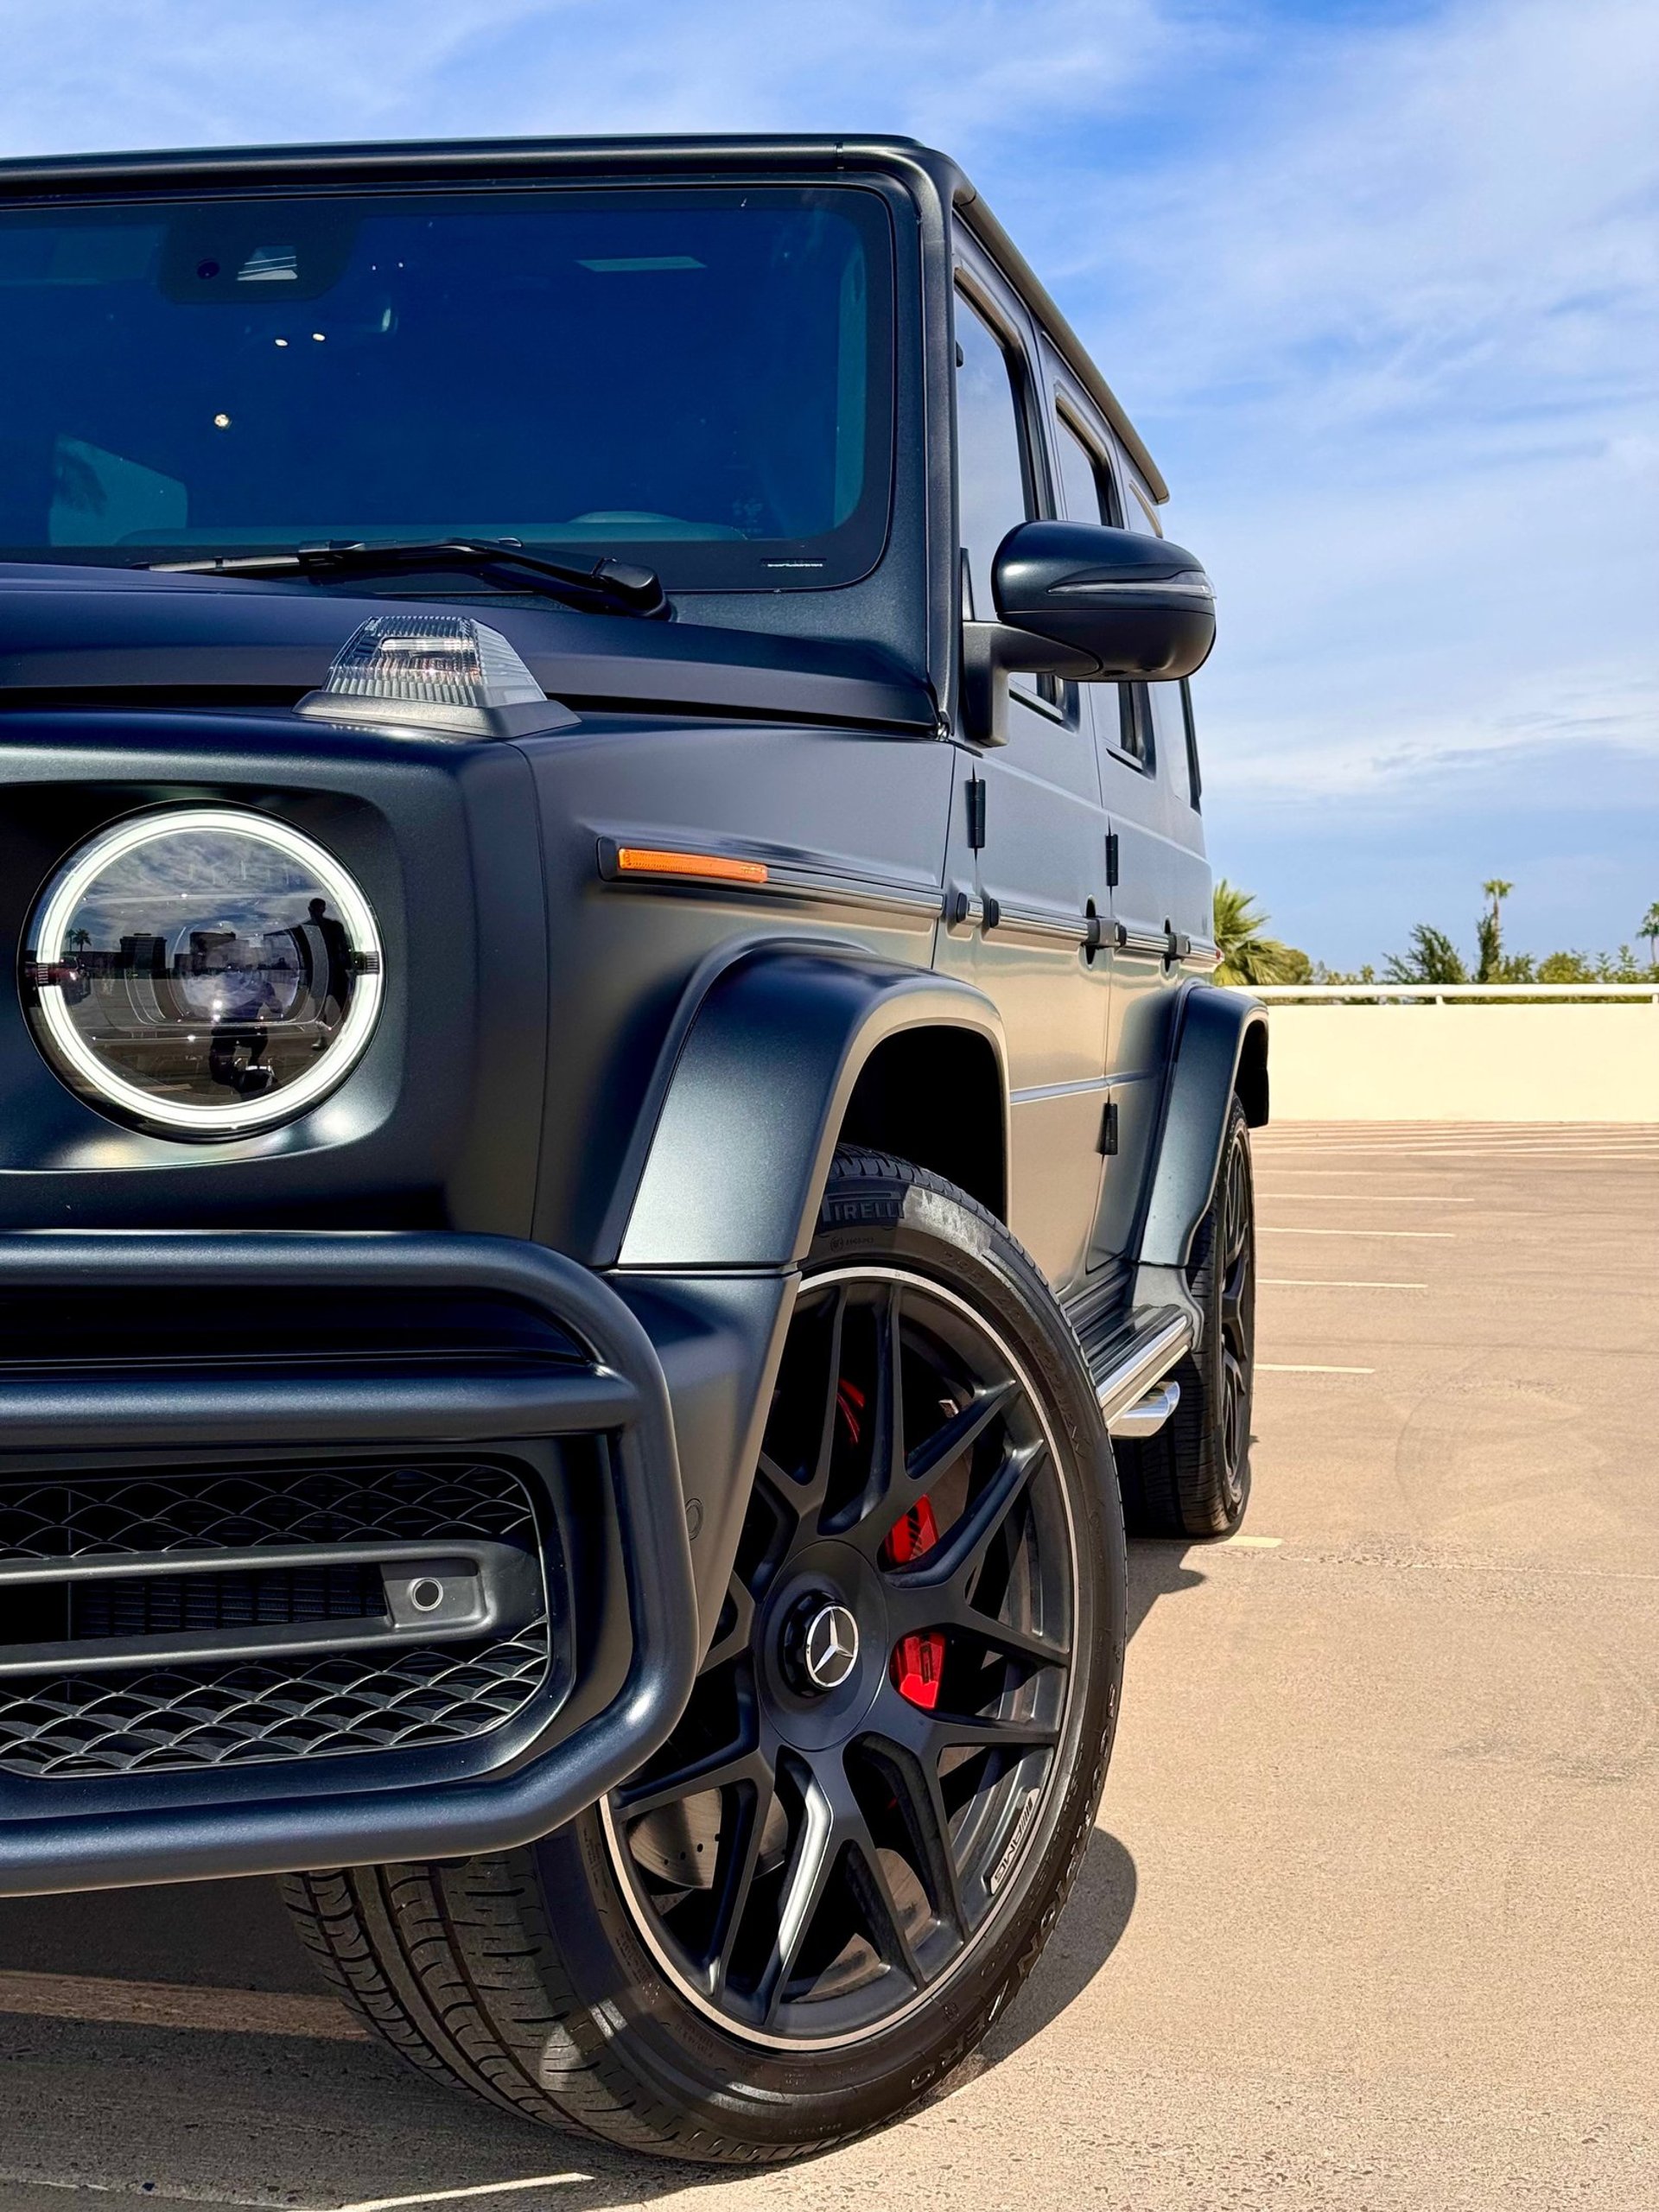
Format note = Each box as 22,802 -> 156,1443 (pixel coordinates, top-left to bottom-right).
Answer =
0,1122 -> 1654,2212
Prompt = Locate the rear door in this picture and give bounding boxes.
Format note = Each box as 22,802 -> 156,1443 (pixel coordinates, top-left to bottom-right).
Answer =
935,255 -> 1110,1292
1042,359 -> 1185,1270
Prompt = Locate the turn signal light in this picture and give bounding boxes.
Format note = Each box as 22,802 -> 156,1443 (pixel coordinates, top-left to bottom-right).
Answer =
613,847 -> 768,886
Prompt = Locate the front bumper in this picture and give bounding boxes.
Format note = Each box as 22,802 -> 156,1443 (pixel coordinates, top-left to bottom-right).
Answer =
0,1230 -> 697,1896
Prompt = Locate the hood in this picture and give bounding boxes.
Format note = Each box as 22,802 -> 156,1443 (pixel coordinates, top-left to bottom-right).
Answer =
0,564 -> 935,732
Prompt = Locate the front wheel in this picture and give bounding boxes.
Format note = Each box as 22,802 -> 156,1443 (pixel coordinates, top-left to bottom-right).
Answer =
283,1150 -> 1125,2162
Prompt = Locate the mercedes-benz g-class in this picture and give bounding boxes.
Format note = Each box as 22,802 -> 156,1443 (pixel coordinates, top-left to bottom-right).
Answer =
0,133 -> 1264,2160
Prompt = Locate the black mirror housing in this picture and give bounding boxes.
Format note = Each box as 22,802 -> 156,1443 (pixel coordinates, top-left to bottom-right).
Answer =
960,520 -> 1216,746
995,520 -> 1216,680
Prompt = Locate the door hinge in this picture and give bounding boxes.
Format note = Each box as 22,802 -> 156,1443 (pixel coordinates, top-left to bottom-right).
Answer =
1098,1100 -> 1119,1156
1104,830 -> 1119,889
966,775 -> 988,850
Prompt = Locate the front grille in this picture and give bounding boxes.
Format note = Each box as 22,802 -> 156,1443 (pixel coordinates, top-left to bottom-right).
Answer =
0,1459 -> 554,1780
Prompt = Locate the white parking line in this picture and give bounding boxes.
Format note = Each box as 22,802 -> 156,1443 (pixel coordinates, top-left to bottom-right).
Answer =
1261,1278 -> 1427,1290
1259,1363 -> 1375,1373
0,1967 -> 363,2041
334,2179 -> 593,2212
1259,1226 -> 1453,1240
1260,1145 -> 1659,1159
1256,1192 -> 1477,1203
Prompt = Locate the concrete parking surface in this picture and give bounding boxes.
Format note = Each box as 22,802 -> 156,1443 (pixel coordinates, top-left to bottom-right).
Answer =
0,1122 -> 1654,2212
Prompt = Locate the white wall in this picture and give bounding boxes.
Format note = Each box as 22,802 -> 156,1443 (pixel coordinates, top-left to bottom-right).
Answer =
1264,1003 -> 1659,1122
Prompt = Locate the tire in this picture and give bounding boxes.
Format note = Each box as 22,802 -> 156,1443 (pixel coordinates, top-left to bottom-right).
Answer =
282,1148 -> 1126,2163
1116,1095 -> 1255,1539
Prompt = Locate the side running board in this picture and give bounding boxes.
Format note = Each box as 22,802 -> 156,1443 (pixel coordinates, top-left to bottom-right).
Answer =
1092,1307 -> 1193,1439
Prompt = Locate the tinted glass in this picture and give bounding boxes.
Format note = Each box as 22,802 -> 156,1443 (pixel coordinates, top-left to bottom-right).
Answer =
1054,411 -> 1118,526
1116,683 -> 1155,767
954,292 -> 1031,620
1179,679 -> 1202,807
0,187 -> 893,589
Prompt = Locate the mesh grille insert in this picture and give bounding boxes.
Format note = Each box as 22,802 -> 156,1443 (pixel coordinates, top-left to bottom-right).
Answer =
0,1459 -> 537,1561
0,1459 -> 553,1779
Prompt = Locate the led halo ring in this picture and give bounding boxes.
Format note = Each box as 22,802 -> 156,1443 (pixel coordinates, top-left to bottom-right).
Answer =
27,806 -> 385,1137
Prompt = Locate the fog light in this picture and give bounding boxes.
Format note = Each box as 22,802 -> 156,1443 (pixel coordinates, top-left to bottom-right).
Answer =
23,808 -> 383,1137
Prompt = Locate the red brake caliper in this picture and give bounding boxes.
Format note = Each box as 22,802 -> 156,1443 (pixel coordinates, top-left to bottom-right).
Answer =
884,1498 -> 946,1710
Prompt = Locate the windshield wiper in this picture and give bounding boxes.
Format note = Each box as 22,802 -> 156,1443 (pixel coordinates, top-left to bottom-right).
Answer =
149,537 -> 670,620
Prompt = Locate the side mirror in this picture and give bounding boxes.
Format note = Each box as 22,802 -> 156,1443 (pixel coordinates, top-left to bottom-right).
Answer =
961,519 -> 1216,745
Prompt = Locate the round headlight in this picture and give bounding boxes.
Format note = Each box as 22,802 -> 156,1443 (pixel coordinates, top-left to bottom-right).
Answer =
23,808 -> 384,1137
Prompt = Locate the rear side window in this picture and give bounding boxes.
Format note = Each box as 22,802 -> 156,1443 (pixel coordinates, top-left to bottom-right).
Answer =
1179,679 -> 1203,809
1053,409 -> 1121,527
1116,684 -> 1155,767
954,291 -> 1032,620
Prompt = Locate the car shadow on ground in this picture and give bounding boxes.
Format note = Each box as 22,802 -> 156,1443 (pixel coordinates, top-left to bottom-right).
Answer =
1125,1533 -> 1208,1642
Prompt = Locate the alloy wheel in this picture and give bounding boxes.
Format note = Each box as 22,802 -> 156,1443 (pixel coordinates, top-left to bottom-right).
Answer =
602,1266 -> 1079,2050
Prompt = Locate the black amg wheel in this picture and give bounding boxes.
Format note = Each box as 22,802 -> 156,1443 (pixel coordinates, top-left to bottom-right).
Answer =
1117,1095 -> 1255,1537
283,1150 -> 1125,2162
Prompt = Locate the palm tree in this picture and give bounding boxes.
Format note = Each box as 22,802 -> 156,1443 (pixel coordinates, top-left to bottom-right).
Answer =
1477,879 -> 1515,983
1212,880 -> 1303,986
1385,924 -> 1468,985
1640,902 -> 1659,970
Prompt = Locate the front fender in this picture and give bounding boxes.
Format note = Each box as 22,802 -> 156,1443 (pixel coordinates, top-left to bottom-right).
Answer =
1135,984 -> 1268,1295
616,945 -> 1007,1270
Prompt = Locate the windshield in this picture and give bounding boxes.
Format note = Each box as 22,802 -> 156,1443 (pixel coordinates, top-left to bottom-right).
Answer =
0,184 -> 893,590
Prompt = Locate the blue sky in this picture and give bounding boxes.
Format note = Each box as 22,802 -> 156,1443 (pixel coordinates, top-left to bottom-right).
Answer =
3,0 -> 1655,967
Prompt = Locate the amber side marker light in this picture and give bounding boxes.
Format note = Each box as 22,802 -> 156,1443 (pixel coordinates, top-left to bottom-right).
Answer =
613,846 -> 769,886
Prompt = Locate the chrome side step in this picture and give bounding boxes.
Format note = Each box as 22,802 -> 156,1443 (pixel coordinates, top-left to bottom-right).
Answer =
1110,1378 -> 1181,1438
1095,1308 -> 1193,1435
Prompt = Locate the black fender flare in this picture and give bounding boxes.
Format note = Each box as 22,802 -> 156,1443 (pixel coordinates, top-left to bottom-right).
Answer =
616,943 -> 1009,1269
1135,984 -> 1268,1297
605,944 -> 1007,1646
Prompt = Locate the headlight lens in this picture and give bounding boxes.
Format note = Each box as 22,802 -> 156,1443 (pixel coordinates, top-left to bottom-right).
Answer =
23,808 -> 383,1136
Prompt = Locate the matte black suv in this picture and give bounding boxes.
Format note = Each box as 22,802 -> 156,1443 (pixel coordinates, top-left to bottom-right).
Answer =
0,135 -> 1266,2160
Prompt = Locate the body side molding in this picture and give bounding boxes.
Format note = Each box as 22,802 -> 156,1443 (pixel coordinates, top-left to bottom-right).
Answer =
616,948 -> 1009,1269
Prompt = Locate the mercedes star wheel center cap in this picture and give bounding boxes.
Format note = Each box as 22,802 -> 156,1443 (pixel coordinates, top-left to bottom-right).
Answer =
803,1601 -> 860,1690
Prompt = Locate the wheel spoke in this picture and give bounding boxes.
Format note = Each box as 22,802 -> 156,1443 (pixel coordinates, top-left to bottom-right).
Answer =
827,1281 -> 909,1537
698,1573 -> 756,1677
612,1712 -> 760,1821
954,1611 -> 1071,1669
869,1279 -> 907,1501
903,1376 -> 1016,1497
886,1575 -> 1068,1667
858,1377 -> 1020,1560
794,1286 -> 850,1518
843,1829 -> 923,1988
756,1762 -> 842,2022
865,1735 -> 967,1938
887,1438 -> 1045,1598
708,1764 -> 776,1997
929,1712 -> 1058,1752
875,1678 -> 1058,1759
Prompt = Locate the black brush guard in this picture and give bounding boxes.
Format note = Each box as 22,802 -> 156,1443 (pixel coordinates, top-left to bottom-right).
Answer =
0,1231 -> 697,1896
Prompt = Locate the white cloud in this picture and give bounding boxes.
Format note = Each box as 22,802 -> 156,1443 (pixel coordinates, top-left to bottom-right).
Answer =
0,0 -> 1650,960
982,0 -> 1659,903
0,0 -> 1180,152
